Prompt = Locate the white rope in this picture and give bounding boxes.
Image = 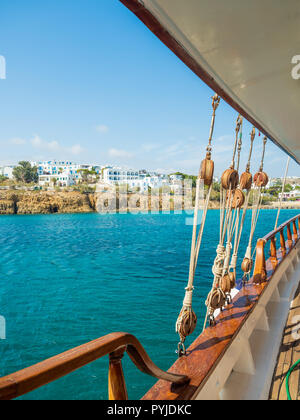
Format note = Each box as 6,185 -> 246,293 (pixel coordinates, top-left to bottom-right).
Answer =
176,94 -> 221,346
229,190 -> 251,272
193,184 -> 213,272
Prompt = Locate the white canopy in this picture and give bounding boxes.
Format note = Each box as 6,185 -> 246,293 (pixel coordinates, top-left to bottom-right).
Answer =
122,0 -> 300,163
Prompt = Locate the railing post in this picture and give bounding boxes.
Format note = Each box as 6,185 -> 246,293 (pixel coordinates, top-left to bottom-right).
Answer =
253,239 -> 267,284
280,229 -> 286,256
292,220 -> 298,241
270,237 -> 278,266
287,223 -> 293,248
108,346 -> 128,400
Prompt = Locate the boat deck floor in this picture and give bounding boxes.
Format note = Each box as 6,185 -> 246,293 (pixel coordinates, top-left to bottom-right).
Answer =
269,281 -> 300,400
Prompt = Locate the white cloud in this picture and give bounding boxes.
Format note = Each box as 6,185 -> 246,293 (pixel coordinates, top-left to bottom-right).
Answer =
29,135 -> 84,156
30,135 -> 42,147
10,137 -> 27,145
108,148 -> 134,159
30,135 -> 60,152
96,125 -> 109,134
69,144 -> 84,155
142,143 -> 160,153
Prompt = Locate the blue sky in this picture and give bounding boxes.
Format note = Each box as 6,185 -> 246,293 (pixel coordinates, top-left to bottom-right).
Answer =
0,0 -> 298,177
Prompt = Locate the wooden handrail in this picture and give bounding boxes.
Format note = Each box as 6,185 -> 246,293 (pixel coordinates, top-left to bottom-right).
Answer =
261,214 -> 300,242
0,332 -> 189,400
253,214 -> 300,283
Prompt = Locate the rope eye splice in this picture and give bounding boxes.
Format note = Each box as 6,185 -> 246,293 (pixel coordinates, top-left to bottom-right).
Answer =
175,94 -> 221,357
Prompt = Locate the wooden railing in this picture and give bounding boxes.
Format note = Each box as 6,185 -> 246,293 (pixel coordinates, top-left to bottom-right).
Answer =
253,214 -> 300,283
0,332 -> 188,400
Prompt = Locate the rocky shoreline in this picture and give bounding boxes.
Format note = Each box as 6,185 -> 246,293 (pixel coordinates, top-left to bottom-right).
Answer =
0,190 -> 299,215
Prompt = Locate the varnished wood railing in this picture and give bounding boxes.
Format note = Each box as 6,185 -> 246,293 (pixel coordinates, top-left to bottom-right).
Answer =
0,332 -> 188,400
253,214 -> 300,283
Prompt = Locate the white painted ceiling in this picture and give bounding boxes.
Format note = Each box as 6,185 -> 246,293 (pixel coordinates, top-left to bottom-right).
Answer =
142,0 -> 300,163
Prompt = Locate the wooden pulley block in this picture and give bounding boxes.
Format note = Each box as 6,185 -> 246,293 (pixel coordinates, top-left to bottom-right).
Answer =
239,171 -> 253,190
220,275 -> 232,294
253,171 -> 269,187
229,271 -> 236,289
241,257 -> 253,273
200,157 -> 214,186
231,189 -> 245,208
206,288 -> 226,311
177,308 -> 197,339
221,168 -> 239,190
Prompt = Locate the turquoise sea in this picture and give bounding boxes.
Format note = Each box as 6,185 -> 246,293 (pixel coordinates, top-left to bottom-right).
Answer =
0,209 -> 298,400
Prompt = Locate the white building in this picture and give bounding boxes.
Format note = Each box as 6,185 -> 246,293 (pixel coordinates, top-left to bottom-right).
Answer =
102,167 -> 170,192
0,166 -> 15,179
31,161 -> 102,185
102,167 -> 140,185
279,190 -> 300,200
38,172 -> 76,187
169,174 -> 183,182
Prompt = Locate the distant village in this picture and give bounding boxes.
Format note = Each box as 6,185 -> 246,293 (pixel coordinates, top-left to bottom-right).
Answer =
0,160 -> 300,201
0,161 -> 189,194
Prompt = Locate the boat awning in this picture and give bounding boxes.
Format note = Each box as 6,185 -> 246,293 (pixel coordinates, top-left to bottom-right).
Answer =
121,0 -> 300,164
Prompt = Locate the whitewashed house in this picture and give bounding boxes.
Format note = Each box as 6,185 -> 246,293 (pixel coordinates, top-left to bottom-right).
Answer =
38,172 -> 76,187
279,190 -> 300,200
0,166 -> 15,179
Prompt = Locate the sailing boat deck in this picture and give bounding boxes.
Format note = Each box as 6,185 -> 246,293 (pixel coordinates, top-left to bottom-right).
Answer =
269,282 -> 300,400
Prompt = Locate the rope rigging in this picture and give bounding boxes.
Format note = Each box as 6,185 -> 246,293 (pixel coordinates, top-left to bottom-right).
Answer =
203,115 -> 245,329
241,136 -> 269,284
175,96 -> 271,350
274,157 -> 291,230
175,94 -> 220,356
228,127 -> 256,281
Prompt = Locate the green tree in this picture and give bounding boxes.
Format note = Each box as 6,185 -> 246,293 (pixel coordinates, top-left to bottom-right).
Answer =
77,169 -> 89,183
13,161 -> 38,184
77,169 -> 97,183
212,182 -> 220,192
284,183 -> 293,193
169,172 -> 197,188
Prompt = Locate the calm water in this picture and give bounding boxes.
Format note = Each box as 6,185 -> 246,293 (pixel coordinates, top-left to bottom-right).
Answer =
0,209 -> 298,400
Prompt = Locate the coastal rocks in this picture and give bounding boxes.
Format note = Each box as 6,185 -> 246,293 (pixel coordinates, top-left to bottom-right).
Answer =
0,189 -> 298,215
0,191 -> 95,215
0,199 -> 16,214
0,192 -> 18,214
